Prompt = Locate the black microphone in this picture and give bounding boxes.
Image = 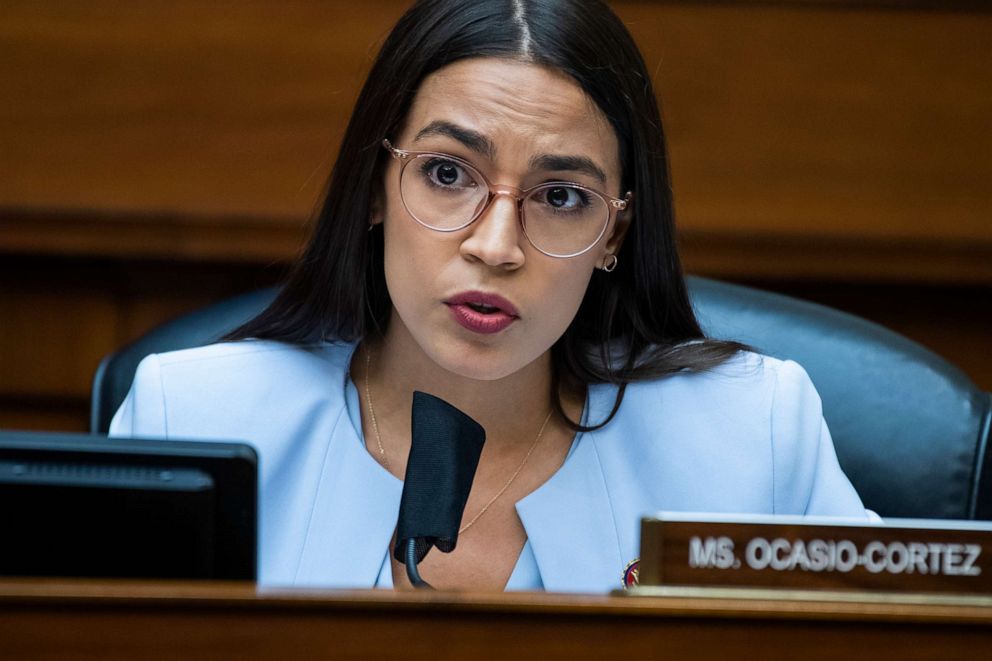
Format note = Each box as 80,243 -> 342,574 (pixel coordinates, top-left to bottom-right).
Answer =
394,391 -> 486,589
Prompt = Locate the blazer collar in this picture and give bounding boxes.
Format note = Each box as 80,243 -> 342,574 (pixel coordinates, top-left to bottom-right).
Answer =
515,384 -> 625,593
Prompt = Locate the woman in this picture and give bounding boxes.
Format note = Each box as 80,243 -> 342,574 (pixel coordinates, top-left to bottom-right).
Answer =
110,0 -> 871,592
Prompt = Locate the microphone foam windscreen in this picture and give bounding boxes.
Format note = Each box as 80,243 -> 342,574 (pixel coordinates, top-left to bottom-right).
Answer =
394,391 -> 486,564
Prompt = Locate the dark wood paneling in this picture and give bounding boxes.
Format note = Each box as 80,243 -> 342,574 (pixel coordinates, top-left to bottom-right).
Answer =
0,256 -> 287,431
0,0 -> 405,218
628,3 -> 992,248
0,207 -> 306,262
1,0 -> 990,281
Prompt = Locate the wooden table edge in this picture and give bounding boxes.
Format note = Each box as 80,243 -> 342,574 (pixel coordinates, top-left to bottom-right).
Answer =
2,579 -> 991,626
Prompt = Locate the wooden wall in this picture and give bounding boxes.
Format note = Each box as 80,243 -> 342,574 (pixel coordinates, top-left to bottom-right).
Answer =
2,0 -> 990,431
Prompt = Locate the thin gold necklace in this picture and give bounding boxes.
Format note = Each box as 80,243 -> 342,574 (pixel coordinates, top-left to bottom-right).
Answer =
363,347 -> 553,534
363,347 -> 390,471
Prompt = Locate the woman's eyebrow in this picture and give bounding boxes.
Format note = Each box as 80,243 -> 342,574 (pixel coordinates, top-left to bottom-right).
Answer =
413,121 -> 608,184
414,121 -> 495,160
530,154 -> 607,185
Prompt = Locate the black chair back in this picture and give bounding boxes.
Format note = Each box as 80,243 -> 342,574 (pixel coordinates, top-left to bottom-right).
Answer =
690,278 -> 991,520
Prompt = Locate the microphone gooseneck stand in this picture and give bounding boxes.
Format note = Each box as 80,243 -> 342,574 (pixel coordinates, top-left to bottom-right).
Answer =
394,391 -> 486,590
404,538 -> 430,589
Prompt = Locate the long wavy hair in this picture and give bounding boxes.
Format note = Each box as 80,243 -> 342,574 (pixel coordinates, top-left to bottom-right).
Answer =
227,0 -> 745,430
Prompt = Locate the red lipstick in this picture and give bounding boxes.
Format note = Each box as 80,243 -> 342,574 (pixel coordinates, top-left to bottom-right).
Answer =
445,291 -> 519,335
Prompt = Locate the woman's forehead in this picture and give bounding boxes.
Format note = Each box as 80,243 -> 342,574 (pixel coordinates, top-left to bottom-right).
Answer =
402,58 -> 619,174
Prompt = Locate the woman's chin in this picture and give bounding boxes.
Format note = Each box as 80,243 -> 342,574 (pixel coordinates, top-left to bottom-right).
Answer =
434,351 -> 521,382
427,339 -> 539,383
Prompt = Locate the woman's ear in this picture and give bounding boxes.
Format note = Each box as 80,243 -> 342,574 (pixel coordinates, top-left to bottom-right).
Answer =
603,200 -> 633,260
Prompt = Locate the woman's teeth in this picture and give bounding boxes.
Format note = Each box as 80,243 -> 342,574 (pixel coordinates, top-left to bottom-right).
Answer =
467,303 -> 499,314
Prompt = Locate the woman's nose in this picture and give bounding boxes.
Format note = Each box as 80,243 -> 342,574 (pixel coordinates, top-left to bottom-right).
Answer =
458,193 -> 526,269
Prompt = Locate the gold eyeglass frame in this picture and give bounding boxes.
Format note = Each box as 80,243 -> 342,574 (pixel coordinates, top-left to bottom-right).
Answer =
382,139 -> 632,258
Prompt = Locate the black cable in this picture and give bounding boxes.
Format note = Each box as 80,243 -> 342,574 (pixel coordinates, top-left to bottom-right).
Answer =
405,538 -> 433,589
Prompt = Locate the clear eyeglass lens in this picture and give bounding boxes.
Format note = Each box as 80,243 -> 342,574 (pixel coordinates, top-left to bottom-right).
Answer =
522,184 -> 608,256
400,154 -> 609,256
401,155 -> 487,230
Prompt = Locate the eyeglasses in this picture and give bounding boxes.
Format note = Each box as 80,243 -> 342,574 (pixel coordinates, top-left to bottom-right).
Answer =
382,139 -> 631,258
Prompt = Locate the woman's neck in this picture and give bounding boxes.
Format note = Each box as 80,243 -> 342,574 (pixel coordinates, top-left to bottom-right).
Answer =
362,324 -> 562,453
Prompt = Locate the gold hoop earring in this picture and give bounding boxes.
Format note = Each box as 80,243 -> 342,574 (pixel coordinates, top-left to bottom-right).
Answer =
602,254 -> 618,272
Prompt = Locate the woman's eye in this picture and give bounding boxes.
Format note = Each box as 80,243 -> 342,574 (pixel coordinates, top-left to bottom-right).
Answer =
542,186 -> 589,210
435,162 -> 459,185
422,159 -> 473,188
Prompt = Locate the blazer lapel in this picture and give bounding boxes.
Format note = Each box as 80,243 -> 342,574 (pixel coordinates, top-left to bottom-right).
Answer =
292,373 -> 626,592
293,382 -> 403,588
515,386 -> 625,593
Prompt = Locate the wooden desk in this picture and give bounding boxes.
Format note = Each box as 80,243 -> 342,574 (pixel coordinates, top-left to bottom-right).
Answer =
2,580 -> 990,660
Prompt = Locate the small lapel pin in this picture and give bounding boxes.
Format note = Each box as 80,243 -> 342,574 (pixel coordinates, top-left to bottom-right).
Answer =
622,558 -> 640,588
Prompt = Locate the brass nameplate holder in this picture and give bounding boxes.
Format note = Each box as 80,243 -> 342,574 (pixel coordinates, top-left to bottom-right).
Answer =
637,513 -> 992,595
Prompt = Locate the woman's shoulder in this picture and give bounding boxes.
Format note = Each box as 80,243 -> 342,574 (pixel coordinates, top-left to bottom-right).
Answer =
621,350 -> 817,416
109,340 -> 358,439
147,339 -> 354,373
590,350 -> 870,520
130,339 -> 358,403
602,350 -> 827,464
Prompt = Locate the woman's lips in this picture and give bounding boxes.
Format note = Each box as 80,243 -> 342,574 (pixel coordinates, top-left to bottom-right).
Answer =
444,291 -> 519,335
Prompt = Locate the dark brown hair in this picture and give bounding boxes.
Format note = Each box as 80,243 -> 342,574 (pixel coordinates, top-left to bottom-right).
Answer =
228,0 -> 745,430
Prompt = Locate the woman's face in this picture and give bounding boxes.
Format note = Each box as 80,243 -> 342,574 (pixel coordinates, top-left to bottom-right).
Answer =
377,57 -> 628,381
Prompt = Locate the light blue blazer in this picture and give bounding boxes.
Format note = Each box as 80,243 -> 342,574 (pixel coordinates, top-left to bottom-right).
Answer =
110,340 -> 872,593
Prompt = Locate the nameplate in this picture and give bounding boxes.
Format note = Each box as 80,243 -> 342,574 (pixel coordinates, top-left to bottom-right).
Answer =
638,513 -> 992,594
